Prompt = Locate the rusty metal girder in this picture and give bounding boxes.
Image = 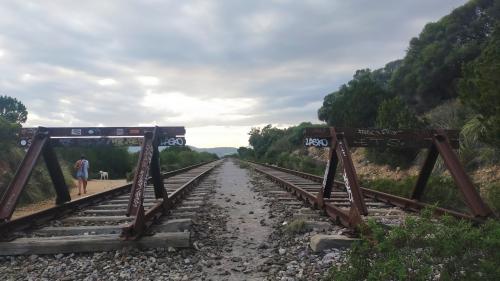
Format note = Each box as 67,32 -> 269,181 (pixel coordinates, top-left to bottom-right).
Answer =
303,127 -> 494,225
0,132 -> 48,222
332,129 -> 367,216
123,129 -> 158,239
18,136 -> 186,148
19,126 -> 185,138
304,127 -> 460,149
431,131 -> 492,217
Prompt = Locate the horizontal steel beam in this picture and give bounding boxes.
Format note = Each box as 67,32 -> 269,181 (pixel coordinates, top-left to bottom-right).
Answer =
19,126 -> 185,138
19,136 -> 186,148
304,127 -> 459,149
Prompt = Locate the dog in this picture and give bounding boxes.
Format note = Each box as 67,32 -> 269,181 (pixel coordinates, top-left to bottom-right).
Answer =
99,171 -> 109,180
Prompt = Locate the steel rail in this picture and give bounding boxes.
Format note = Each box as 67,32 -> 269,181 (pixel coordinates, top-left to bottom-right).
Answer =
0,161 -> 216,238
247,161 -> 482,225
122,160 -> 221,239
249,163 -> 359,228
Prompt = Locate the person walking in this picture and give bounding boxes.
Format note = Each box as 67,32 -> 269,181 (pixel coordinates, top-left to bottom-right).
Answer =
75,155 -> 89,195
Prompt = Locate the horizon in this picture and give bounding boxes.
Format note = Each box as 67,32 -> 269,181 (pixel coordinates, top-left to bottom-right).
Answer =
1,1 -> 467,148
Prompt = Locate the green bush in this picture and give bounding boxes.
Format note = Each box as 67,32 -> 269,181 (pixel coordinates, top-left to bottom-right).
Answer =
19,164 -> 55,205
485,182 -> 500,215
325,209 -> 500,281
159,146 -> 218,171
56,147 -> 134,179
0,116 -> 20,150
459,25 -> 500,148
366,97 -> 425,168
318,69 -> 392,127
284,219 -> 306,234
10,159 -> 76,206
239,123 -> 326,176
362,175 -> 467,212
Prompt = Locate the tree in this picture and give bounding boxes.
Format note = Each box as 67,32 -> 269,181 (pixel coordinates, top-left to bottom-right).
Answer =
0,116 -> 20,151
318,69 -> 392,127
0,95 -> 28,124
248,125 -> 285,159
376,97 -> 425,130
237,147 -> 255,159
366,97 -> 425,167
390,0 -> 500,112
459,25 -> 500,148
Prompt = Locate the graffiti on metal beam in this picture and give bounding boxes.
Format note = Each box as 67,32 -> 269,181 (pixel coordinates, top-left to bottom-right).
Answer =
342,170 -> 353,203
19,136 -> 186,148
304,137 -> 329,147
159,137 -> 186,147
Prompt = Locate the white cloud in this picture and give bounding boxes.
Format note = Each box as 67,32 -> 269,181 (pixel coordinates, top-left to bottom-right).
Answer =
0,0 -> 468,147
186,125 -> 253,148
136,76 -> 160,86
141,91 -> 257,124
97,78 -> 117,86
20,73 -> 33,82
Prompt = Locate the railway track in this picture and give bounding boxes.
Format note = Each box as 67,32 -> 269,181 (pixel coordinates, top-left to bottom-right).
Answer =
0,160 -> 221,256
246,161 -> 478,231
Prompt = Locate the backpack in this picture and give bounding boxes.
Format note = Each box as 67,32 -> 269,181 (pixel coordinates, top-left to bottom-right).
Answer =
74,160 -> 82,171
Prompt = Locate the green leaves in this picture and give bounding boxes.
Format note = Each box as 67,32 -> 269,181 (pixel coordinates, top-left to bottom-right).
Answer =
459,25 -> 500,148
325,211 -> 500,281
0,95 -> 28,124
159,146 -> 218,171
318,69 -> 392,127
391,0 -> 499,112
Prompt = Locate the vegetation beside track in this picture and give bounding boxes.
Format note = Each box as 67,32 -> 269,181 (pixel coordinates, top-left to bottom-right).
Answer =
159,146 -> 219,171
236,122 -> 327,176
0,96 -> 76,206
324,209 -> 500,281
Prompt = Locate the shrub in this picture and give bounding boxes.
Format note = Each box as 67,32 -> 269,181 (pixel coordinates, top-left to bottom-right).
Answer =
325,209 -> 500,281
366,97 -> 425,168
459,25 -> 500,148
284,219 -> 306,234
362,176 -> 466,212
485,182 -> 500,215
0,116 -> 20,151
160,146 -> 218,171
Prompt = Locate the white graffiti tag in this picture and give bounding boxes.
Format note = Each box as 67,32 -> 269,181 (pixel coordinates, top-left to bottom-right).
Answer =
304,137 -> 329,147
160,137 -> 185,146
342,170 -> 353,203
322,160 -> 330,187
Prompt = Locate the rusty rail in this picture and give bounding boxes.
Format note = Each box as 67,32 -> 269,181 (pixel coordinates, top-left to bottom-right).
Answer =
247,125 -> 494,228
255,162 -> 478,219
0,161 -> 216,238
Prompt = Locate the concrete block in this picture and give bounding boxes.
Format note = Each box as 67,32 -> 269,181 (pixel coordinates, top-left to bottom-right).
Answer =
310,234 -> 359,252
304,221 -> 332,232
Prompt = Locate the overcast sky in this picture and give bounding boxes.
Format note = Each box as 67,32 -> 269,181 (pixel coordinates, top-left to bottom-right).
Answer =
0,0 -> 467,147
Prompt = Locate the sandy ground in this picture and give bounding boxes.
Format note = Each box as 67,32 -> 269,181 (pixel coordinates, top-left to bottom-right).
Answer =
12,179 -> 128,219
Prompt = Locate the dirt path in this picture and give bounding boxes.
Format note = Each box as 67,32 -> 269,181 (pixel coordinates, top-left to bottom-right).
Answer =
12,179 -> 127,219
202,160 -> 275,280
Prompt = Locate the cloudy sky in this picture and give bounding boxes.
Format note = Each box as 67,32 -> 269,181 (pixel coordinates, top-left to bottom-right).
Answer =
0,0 -> 467,147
